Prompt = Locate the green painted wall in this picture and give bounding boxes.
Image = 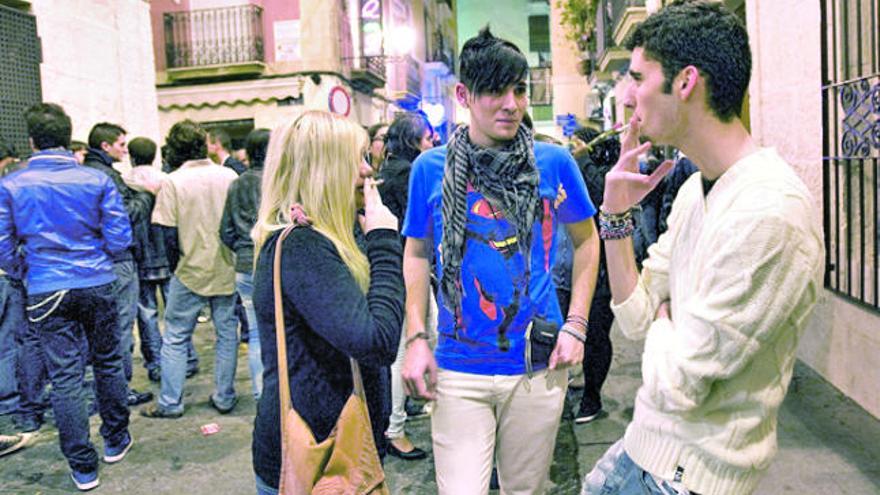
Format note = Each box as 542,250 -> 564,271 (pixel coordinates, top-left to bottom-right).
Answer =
456,0 -> 547,69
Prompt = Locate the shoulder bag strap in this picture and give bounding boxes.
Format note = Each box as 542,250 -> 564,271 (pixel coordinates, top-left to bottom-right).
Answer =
273,224 -> 298,439
273,225 -> 372,436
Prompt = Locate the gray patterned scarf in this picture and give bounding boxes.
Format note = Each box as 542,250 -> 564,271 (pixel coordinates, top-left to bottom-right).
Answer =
440,124 -> 542,325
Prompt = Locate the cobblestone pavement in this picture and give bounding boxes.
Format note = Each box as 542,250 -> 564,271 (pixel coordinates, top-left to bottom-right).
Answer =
2,322 -> 879,494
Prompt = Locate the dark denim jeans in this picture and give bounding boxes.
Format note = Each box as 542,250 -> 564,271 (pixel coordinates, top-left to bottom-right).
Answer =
18,291 -> 49,425
27,283 -> 130,473
0,275 -> 25,414
113,261 -> 139,382
138,278 -> 199,374
581,297 -> 614,413
137,278 -> 167,372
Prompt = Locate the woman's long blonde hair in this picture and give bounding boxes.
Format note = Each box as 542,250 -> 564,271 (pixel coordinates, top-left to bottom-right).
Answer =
252,110 -> 370,291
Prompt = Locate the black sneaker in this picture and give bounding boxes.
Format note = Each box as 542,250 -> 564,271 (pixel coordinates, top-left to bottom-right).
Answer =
208,395 -> 238,415
140,405 -> 183,419
186,367 -> 199,379
574,405 -> 606,425
147,368 -> 161,383
127,389 -> 154,407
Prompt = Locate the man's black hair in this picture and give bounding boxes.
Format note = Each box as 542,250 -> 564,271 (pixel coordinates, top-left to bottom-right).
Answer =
88,122 -> 127,150
69,140 -> 87,153
165,120 -> 207,169
459,26 -> 529,96
385,112 -> 431,163
245,128 -> 270,169
208,128 -> 232,150
25,103 -> 72,150
625,0 -> 751,122
128,137 -> 157,166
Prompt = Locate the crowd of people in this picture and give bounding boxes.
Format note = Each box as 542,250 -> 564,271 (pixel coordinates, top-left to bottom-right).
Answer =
0,2 -> 824,494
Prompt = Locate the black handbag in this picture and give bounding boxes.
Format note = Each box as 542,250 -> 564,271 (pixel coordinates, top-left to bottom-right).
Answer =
525,317 -> 559,377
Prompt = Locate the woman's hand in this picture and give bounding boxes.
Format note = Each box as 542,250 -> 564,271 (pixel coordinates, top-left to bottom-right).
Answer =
363,178 -> 398,233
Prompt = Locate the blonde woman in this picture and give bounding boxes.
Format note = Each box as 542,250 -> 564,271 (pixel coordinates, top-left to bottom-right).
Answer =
250,111 -> 404,495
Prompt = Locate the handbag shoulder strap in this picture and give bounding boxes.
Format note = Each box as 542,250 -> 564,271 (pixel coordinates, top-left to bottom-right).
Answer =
273,225 -> 370,435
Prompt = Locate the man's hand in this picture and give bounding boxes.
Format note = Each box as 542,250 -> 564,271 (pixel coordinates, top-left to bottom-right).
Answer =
401,338 -> 437,400
602,116 -> 674,213
548,328 -> 584,370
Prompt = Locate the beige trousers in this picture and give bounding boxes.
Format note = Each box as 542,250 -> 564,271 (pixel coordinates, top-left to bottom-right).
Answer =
431,368 -> 568,495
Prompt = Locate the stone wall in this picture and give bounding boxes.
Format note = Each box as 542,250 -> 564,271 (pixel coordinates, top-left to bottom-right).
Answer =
746,0 -> 880,419
31,0 -> 161,158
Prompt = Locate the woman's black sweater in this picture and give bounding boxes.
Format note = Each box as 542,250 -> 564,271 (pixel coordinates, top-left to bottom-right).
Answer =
251,227 -> 404,488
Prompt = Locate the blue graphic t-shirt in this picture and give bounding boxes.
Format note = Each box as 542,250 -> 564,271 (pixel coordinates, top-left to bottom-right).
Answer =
402,141 -> 596,375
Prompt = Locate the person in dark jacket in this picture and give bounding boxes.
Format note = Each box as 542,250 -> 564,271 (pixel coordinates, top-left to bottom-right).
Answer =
0,138 -> 26,419
220,128 -> 270,399
377,111 -> 433,461
207,128 -> 246,175
83,123 -> 154,406
250,111 -> 403,494
0,103 -> 133,491
568,126 -> 621,424
124,137 -> 170,383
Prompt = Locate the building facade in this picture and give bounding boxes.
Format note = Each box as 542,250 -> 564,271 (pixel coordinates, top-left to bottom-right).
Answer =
150,0 -> 458,146
0,0 -> 161,164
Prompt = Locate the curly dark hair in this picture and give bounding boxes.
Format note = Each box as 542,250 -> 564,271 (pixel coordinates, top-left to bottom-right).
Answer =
385,112 -> 431,163
459,26 -> 529,95
25,103 -> 72,150
164,120 -> 207,170
625,0 -> 751,122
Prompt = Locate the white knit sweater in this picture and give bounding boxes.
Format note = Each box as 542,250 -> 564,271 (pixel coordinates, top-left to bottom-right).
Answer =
611,148 -> 824,495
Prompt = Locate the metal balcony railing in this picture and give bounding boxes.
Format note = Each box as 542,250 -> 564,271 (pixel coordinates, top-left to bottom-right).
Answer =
164,5 -> 264,69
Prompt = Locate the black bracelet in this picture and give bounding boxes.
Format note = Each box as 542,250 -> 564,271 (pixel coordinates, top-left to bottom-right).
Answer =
405,331 -> 429,348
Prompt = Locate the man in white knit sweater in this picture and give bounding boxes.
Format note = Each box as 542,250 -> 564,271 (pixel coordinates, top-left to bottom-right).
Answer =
582,2 -> 824,495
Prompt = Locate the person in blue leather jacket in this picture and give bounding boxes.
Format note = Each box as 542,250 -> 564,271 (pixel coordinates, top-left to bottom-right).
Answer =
0,103 -> 133,491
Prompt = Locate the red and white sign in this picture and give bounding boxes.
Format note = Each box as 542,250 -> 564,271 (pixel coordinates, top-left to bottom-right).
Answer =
328,86 -> 352,117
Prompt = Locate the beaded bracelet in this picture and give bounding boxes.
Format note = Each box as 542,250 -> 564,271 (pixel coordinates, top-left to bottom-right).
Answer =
598,208 -> 635,240
560,324 -> 587,344
565,314 -> 589,329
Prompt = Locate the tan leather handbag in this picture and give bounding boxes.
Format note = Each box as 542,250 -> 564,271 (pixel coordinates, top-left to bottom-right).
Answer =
272,225 -> 390,495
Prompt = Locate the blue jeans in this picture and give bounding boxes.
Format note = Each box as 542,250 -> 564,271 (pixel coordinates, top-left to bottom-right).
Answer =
158,276 -> 238,414
26,284 -> 130,473
582,440 -> 688,495
137,278 -> 167,372
18,289 -> 49,425
255,473 -> 278,495
138,278 -> 200,374
236,272 -> 262,399
112,261 -> 139,382
0,276 -> 25,414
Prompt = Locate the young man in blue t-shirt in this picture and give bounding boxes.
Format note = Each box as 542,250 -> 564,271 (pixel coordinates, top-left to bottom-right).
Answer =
401,27 -> 600,494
